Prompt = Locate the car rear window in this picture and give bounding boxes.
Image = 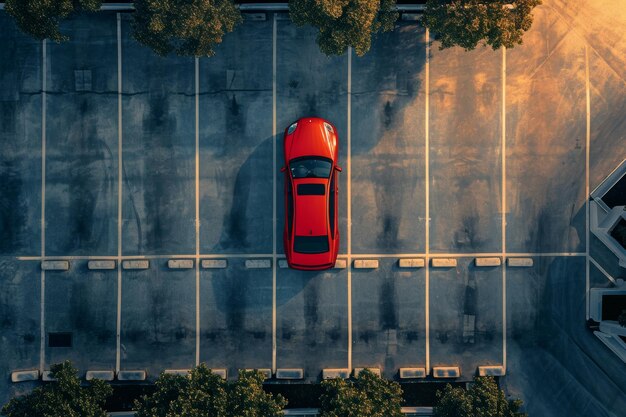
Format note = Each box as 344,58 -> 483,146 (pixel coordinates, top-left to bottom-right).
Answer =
297,183 -> 325,195
294,235 -> 329,254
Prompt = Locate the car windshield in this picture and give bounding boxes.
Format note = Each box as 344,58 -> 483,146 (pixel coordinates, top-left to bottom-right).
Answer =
294,235 -> 329,254
290,157 -> 332,179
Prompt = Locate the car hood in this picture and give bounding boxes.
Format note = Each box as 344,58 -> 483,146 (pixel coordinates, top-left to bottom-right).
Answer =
285,118 -> 336,161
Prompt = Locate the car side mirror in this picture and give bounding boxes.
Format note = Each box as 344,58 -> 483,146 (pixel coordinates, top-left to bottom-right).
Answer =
335,166 -> 342,172
280,167 -> 286,173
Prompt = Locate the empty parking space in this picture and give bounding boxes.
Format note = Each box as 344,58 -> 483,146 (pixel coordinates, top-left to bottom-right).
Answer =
429,46 -> 502,254
45,15 -> 118,256
0,14 -> 42,257
44,260 -> 116,372
276,267 -> 348,381
199,19 -> 274,254
200,259 -> 272,377
350,24 -> 426,254
506,6 -> 587,254
429,258 -> 502,376
120,259 -> 195,376
120,17 -> 196,256
351,259 -> 426,379
275,23 -> 348,255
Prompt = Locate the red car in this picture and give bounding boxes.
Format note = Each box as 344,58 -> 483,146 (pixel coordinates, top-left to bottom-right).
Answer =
282,117 -> 341,270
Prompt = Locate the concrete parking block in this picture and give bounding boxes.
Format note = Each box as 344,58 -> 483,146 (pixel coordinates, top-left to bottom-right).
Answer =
354,259 -> 379,269
334,259 -> 347,269
201,259 -> 227,269
168,259 -> 194,269
241,369 -> 272,379
399,258 -> 425,268
401,13 -> 421,21
322,368 -> 350,379
117,370 -> 147,381
399,368 -> 427,379
278,259 -> 288,268
245,259 -> 271,269
41,371 -> 57,382
475,257 -> 502,267
353,368 -> 381,377
87,260 -> 116,270
122,260 -> 149,270
507,258 -> 534,267
164,369 -> 191,376
477,365 -> 505,376
276,368 -> 304,380
431,258 -> 457,268
41,260 -> 69,271
86,370 -> 115,381
243,12 -> 266,21
432,366 -> 461,378
11,370 -> 38,382
211,369 -> 227,379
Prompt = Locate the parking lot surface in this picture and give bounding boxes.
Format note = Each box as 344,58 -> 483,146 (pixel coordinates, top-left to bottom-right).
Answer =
1,0 -> 625,415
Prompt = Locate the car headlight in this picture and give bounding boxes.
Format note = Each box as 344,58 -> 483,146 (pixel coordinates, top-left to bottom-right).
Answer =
287,122 -> 297,134
324,122 -> 334,133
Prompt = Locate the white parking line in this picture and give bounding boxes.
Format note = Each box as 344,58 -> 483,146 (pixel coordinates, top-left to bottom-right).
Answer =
39,38 -> 47,375
195,57 -> 200,366
585,44 -> 591,320
272,12 -> 278,375
347,46 -> 353,373
424,28 -> 430,375
589,256 -> 617,285
116,13 -> 122,374
501,46 -> 507,372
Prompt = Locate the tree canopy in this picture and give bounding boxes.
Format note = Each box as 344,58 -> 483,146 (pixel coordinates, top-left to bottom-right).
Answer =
288,0 -> 399,57
423,0 -> 541,51
318,369 -> 403,417
132,0 -> 242,57
5,0 -> 102,42
433,376 -> 526,417
1,361 -> 112,417
134,366 -> 286,417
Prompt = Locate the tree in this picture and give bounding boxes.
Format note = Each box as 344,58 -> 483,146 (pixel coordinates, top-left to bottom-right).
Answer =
134,366 -> 286,417
288,0 -> 398,57
619,309 -> 626,327
5,0 -> 102,42
318,369 -> 403,417
434,376 -> 526,417
1,361 -> 112,417
132,0 -> 242,57
422,0 -> 541,51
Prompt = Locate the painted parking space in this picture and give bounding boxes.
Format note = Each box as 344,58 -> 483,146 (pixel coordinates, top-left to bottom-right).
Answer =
506,5 -> 587,254
45,15 -> 118,256
275,22 -> 349,255
351,24 -> 427,254
351,259 -> 426,379
429,258 -> 502,376
276,267 -> 348,381
429,45 -> 502,254
44,260 -> 116,373
199,19 -> 274,254
120,259 -> 195,375
200,259 -> 273,377
0,14 -> 42,257
120,16 -> 196,256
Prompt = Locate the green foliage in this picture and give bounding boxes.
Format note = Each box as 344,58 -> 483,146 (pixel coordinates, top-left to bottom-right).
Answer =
5,0 -> 102,42
434,376 -> 526,417
423,0 -> 541,51
1,361 -> 112,417
619,309 -> 626,327
132,0 -> 242,57
288,0 -> 399,56
319,369 -> 403,417
134,366 -> 286,417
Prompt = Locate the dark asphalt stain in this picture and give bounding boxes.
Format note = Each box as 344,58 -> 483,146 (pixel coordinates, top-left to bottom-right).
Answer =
379,278 -> 398,330
281,323 -> 292,341
70,281 -> 90,331
463,283 -> 477,316
326,326 -> 341,342
437,331 -> 449,344
149,281 -> 168,344
383,100 -> 394,129
22,333 -> 35,344
359,329 -> 376,344
225,274 -> 247,333
304,280 -> 319,331
0,161 -> 26,254
404,331 -> 419,343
